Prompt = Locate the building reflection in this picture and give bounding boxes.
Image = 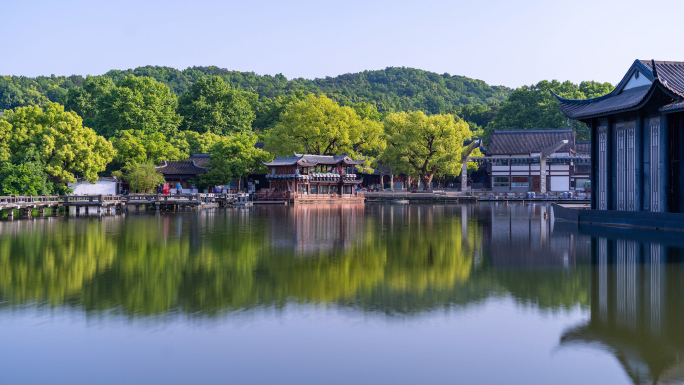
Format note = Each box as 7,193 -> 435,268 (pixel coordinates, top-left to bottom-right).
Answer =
561,236 -> 684,385
481,202 -> 591,267
261,203 -> 367,256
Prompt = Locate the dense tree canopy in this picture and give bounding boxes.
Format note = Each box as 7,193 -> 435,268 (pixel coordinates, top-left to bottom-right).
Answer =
0,103 -> 114,189
111,130 -> 185,167
486,80 -> 613,141
0,66 -> 512,117
63,76 -> 115,129
195,132 -> 271,188
0,161 -> 53,196
94,75 -> 182,138
381,112 -> 472,190
171,130 -> 222,155
265,94 -> 385,166
177,76 -> 256,135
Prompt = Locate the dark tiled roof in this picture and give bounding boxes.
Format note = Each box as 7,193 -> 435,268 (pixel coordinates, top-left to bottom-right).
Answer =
660,100 -> 684,112
156,160 -> 210,175
576,141 -> 591,156
263,154 -> 365,167
556,59 -> 684,119
640,60 -> 684,96
189,153 -> 211,166
557,85 -> 651,120
486,130 -> 575,155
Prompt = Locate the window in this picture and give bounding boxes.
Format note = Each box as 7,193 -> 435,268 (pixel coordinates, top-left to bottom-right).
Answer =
330,185 -> 339,194
310,185 -> 318,194
511,177 -> 529,188
299,167 -> 309,175
493,177 -> 509,187
344,185 -> 352,194
320,185 -> 329,194
298,184 -> 308,194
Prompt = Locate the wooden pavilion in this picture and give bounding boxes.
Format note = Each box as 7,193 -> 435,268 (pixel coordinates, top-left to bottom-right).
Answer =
257,153 -> 365,203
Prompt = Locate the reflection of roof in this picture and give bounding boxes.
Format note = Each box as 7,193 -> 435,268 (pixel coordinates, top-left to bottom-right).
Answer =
263,153 -> 365,167
556,60 -> 684,119
156,159 -> 211,175
486,130 -> 575,155
561,321 -> 684,385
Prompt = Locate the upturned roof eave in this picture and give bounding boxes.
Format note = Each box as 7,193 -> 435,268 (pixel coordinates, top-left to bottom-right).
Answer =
552,59 -> 655,105
558,80 -> 683,120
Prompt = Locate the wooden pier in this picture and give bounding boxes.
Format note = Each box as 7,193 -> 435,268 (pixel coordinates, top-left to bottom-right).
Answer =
0,193 -> 248,219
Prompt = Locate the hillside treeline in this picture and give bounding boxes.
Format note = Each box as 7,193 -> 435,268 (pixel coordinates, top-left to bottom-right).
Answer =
0,66 -> 511,117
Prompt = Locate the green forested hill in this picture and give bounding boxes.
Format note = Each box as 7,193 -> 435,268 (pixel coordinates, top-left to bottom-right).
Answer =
0,66 -> 511,114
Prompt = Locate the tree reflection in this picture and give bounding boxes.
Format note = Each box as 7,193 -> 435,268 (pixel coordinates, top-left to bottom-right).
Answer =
0,204 -> 591,318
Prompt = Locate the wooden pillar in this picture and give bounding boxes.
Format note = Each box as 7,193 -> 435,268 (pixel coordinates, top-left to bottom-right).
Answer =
609,117 -> 616,210
635,114 -> 644,211
597,119 -> 610,210
660,113 -> 669,213
461,162 -> 468,193
540,158 -> 547,195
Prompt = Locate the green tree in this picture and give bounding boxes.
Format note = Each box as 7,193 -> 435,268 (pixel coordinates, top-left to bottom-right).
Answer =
252,91 -> 306,133
63,76 -> 115,129
0,162 -> 53,195
177,76 -> 256,135
111,130 -> 186,167
94,75 -> 181,138
1,103 -> 115,186
264,94 -> 385,166
114,161 -> 166,193
381,112 -> 472,190
171,130 -> 222,155
486,80 -> 613,141
195,132 -> 272,189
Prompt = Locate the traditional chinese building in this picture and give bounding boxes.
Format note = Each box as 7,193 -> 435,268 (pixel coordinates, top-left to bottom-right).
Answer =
556,60 -> 684,213
257,154 -> 365,203
469,130 -> 590,193
156,153 -> 210,192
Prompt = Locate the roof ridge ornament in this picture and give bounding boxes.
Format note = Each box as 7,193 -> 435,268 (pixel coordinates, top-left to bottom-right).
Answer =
652,59 -> 658,79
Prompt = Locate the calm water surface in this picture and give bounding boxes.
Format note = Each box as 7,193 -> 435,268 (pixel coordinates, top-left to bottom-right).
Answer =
0,203 -> 681,385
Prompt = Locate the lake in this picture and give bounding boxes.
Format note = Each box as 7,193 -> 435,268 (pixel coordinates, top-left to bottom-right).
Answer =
0,203 -> 681,385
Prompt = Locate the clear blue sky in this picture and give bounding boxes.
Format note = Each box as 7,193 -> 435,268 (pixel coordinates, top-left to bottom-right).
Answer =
3,0 -> 683,88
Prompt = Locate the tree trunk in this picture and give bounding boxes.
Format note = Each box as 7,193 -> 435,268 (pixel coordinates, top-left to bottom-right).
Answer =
420,174 -> 434,191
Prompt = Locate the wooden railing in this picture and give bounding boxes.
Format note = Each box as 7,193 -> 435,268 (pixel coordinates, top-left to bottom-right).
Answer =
256,191 -> 364,200
0,196 -> 60,204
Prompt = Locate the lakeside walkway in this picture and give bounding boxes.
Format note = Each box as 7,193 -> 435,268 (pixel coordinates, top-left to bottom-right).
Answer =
0,193 -> 248,218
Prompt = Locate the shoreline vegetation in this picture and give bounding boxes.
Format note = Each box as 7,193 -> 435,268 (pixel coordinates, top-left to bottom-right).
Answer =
0,66 -> 612,195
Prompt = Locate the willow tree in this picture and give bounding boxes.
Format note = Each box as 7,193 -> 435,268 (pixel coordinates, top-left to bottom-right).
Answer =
264,94 -> 385,167
381,111 -> 472,190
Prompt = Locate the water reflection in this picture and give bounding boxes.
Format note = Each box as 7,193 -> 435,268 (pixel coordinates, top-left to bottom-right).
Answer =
0,203 -> 592,318
561,235 -> 684,385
